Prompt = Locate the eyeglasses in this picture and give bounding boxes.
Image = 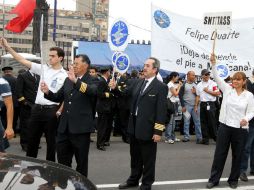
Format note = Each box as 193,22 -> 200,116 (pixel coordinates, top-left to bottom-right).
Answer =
204,73 -> 210,76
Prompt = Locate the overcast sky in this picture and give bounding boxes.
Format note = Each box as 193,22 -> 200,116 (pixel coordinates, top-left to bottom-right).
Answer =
1,0 -> 254,41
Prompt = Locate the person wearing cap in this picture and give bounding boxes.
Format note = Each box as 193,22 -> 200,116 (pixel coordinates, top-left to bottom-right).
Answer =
41,54 -> 97,177
206,54 -> 254,189
0,37 -> 67,162
16,70 -> 40,151
110,57 -> 168,190
196,68 -> 220,145
96,65 -> 115,151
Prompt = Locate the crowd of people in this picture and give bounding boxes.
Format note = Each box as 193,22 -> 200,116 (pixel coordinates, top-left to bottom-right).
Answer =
0,37 -> 254,190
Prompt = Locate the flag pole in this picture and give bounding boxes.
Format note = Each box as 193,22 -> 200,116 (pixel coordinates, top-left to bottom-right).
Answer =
40,14 -> 44,81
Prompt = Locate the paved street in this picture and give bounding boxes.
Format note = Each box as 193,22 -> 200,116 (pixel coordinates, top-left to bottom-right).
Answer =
6,134 -> 254,190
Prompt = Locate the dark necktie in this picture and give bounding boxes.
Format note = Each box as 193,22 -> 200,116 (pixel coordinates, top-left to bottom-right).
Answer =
134,80 -> 148,113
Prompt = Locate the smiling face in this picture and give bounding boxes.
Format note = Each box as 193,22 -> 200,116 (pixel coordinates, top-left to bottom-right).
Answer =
143,58 -> 158,79
231,72 -> 246,90
73,57 -> 88,77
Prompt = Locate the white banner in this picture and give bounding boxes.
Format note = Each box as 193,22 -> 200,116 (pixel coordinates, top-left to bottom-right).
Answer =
151,5 -> 254,77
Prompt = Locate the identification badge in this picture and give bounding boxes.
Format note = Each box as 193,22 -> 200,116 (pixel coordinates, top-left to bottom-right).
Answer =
50,78 -> 57,88
207,105 -> 210,110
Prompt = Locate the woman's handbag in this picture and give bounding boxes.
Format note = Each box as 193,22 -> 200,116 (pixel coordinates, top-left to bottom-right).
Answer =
167,97 -> 175,115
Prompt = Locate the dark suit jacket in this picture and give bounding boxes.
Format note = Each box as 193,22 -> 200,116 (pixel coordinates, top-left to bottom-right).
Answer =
96,77 -> 115,113
44,72 -> 97,134
16,71 -> 39,106
122,77 -> 168,141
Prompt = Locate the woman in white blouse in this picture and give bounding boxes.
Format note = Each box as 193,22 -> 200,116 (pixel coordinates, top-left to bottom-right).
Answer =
164,72 -> 182,144
206,54 -> 254,189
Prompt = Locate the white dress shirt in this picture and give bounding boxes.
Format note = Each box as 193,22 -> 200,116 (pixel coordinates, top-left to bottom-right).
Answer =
212,65 -> 254,128
31,62 -> 67,105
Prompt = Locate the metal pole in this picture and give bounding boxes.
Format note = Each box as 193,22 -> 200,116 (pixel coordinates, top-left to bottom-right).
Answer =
53,0 -> 57,41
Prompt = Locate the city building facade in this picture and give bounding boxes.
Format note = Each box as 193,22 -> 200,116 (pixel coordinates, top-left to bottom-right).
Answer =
0,0 -> 109,69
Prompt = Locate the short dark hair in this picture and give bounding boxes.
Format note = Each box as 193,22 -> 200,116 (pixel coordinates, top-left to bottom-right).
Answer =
75,54 -> 91,65
89,65 -> 97,71
168,71 -> 179,81
50,47 -> 65,62
131,70 -> 138,78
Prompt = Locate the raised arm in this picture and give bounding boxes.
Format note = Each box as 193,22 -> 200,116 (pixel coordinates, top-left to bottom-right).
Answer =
0,37 -> 32,68
210,53 -> 230,93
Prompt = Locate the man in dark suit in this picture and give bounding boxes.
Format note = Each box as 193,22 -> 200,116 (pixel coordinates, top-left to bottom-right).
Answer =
110,57 -> 168,190
16,70 -> 40,151
96,66 -> 115,151
41,54 -> 97,177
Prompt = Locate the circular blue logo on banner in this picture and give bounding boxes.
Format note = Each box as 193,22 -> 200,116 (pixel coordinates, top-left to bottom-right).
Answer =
115,54 -> 130,73
112,52 -> 121,65
110,21 -> 129,47
216,64 -> 230,79
154,10 -> 170,28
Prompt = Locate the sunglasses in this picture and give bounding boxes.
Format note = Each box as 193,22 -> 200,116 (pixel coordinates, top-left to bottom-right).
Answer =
204,73 -> 210,76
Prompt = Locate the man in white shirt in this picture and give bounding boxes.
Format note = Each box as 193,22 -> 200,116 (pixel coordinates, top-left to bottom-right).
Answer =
196,69 -> 220,145
0,37 -> 67,161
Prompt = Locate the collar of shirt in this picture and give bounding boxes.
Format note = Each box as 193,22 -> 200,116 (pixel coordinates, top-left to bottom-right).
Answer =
144,76 -> 155,90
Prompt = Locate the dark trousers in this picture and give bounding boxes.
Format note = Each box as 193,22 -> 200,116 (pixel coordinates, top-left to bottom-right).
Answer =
209,124 -> 248,184
97,113 -> 113,147
240,122 -> 254,173
26,105 -> 58,162
127,135 -> 157,190
19,105 -> 32,147
200,102 -> 217,142
57,132 -> 91,177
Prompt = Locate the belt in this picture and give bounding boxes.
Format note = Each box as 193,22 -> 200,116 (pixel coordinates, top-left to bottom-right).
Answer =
201,101 -> 215,104
34,104 -> 58,109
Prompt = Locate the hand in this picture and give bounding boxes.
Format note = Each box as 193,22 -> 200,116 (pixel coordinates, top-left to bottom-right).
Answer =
68,65 -> 77,83
240,119 -> 248,127
203,87 -> 209,93
194,105 -> 198,113
152,134 -> 161,142
0,37 -> 9,49
40,81 -> 49,94
4,128 -> 14,140
56,111 -> 61,118
191,87 -> 196,94
182,107 -> 186,113
109,78 -> 117,90
210,53 -> 216,65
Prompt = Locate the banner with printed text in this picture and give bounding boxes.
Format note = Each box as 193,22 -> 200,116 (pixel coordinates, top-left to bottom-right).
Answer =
151,4 -> 254,76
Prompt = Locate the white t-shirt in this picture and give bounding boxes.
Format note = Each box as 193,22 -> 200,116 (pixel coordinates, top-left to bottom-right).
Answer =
196,79 -> 218,102
167,81 -> 178,102
31,63 -> 67,105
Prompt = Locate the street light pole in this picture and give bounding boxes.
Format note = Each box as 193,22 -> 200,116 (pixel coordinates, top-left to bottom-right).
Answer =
53,0 -> 57,41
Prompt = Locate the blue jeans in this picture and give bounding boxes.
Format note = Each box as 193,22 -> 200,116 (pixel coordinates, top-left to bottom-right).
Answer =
165,114 -> 176,140
240,124 -> 254,173
183,104 -> 202,140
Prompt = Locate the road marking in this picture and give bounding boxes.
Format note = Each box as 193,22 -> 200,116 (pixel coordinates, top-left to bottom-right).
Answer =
96,176 -> 254,188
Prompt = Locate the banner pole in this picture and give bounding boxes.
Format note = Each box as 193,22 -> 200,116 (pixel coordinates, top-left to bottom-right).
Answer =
212,29 -> 217,54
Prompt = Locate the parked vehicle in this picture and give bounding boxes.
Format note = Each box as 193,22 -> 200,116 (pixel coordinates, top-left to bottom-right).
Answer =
0,152 -> 97,190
